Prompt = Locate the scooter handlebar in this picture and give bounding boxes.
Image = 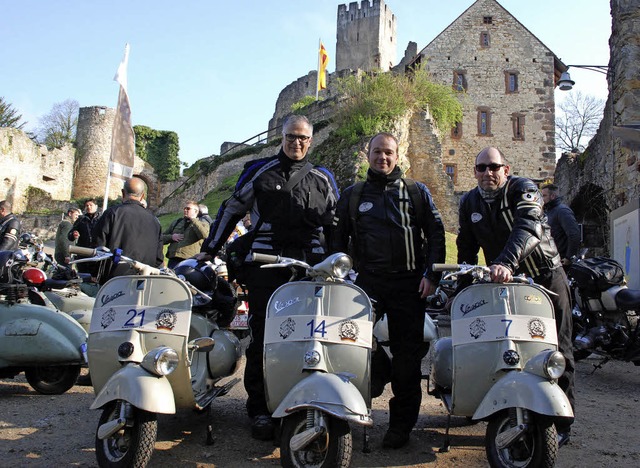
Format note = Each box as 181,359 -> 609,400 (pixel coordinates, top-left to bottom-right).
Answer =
251,253 -> 281,264
432,263 -> 462,272
69,246 -> 98,257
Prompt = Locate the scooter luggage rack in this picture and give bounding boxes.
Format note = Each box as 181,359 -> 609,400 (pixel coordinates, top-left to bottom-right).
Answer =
0,283 -> 28,304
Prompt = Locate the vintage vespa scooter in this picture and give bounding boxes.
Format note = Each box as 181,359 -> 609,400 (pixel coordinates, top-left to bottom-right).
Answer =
253,252 -> 373,468
428,263 -> 574,468
0,249 -> 88,394
70,246 -> 242,468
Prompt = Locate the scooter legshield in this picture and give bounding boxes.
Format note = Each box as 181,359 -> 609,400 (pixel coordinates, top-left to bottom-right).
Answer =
90,363 -> 176,414
271,372 -> 372,426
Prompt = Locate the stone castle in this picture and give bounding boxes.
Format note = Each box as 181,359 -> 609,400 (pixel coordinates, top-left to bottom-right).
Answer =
2,0 -> 637,251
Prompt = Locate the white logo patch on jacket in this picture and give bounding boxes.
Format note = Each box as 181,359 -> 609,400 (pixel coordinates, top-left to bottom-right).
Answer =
359,202 -> 373,213
471,212 -> 483,223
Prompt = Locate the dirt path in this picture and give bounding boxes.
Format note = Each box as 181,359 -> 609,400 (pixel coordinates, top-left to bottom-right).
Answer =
1,355 -> 639,467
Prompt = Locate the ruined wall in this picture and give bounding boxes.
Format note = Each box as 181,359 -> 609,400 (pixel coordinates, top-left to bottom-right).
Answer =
553,0 -> 639,253
336,0 -> 397,72
420,0 -> 557,191
0,128 -> 75,213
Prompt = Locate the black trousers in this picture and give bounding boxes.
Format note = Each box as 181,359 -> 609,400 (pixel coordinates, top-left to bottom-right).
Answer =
356,270 -> 429,434
537,267 -> 576,432
243,263 -> 294,418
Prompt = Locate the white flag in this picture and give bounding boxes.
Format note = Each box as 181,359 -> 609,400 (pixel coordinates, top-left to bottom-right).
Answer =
109,43 -> 135,179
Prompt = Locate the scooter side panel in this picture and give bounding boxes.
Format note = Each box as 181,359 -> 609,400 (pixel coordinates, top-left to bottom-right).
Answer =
473,372 -> 574,420
89,363 -> 176,414
0,303 -> 87,366
264,281 -> 372,413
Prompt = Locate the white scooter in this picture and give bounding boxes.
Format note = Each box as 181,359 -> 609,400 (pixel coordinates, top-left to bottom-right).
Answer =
428,264 -> 574,468
70,246 -> 242,468
253,252 -> 373,468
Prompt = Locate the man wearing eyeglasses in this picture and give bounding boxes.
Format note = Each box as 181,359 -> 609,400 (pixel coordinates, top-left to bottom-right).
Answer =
162,200 -> 210,269
456,146 -> 575,448
200,114 -> 339,441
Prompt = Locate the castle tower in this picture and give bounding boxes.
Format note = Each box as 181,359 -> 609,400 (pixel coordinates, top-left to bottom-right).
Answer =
73,105 -> 134,201
336,0 -> 397,72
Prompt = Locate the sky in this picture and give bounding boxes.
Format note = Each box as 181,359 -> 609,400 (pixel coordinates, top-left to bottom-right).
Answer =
2,0 -> 611,167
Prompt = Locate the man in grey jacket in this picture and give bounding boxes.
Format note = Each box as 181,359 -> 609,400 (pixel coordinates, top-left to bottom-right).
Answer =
541,184 -> 581,267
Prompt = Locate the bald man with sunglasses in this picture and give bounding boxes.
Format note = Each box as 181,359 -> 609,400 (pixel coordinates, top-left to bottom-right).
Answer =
456,147 -> 575,448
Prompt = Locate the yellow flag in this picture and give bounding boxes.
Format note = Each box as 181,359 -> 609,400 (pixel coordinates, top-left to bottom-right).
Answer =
318,42 -> 329,91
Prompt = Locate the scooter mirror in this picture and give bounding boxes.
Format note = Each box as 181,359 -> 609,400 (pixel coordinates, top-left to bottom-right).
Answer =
189,337 -> 215,353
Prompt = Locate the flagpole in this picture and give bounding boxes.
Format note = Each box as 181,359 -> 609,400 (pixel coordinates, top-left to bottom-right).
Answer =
316,38 -> 321,101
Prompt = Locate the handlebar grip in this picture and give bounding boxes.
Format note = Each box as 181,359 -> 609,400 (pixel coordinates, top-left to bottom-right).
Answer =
432,263 -> 461,272
69,246 -> 97,257
251,253 -> 280,264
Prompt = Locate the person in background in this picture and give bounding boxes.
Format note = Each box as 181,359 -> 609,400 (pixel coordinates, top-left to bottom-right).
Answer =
541,183 -> 581,267
0,200 -> 21,251
456,147 -> 575,448
331,132 -> 446,449
199,114 -> 338,441
54,207 -> 82,265
162,200 -> 210,269
198,204 -> 214,225
69,199 -> 101,277
92,177 -> 163,282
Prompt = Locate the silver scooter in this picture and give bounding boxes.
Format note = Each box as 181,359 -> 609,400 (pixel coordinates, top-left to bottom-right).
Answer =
70,246 -> 242,468
253,252 -> 373,468
428,264 -> 574,468
0,249 -> 88,394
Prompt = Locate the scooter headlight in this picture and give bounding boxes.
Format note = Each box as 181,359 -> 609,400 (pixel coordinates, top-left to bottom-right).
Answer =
141,346 -> 179,376
524,349 -> 566,380
330,254 -> 352,279
543,351 -> 566,380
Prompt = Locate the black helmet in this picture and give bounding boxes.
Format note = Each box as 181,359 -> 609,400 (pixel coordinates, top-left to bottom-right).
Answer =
0,250 -> 28,283
19,233 -> 33,246
174,258 -> 217,292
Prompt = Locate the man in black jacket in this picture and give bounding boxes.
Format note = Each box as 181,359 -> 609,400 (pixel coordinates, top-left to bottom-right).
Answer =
200,115 -> 339,440
93,177 -> 163,282
69,199 -> 101,276
541,183 -> 581,267
0,200 -> 21,251
457,147 -> 575,447
331,132 -> 446,449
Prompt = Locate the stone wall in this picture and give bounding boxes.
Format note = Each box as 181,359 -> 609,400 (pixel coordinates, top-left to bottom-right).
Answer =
554,0 -> 640,252
336,0 -> 397,73
0,128 -> 75,213
420,0 -> 557,191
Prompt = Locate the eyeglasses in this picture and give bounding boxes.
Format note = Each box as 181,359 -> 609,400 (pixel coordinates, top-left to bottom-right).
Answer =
284,134 -> 311,143
475,163 -> 506,172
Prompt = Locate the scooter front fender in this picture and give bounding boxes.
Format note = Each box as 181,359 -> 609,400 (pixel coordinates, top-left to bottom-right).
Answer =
473,372 -> 574,421
90,363 -> 176,414
272,373 -> 372,426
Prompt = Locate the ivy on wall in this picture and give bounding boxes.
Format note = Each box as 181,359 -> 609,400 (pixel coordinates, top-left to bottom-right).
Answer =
134,125 -> 180,181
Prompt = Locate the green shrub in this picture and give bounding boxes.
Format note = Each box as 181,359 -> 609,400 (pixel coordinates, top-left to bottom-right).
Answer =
134,125 -> 181,182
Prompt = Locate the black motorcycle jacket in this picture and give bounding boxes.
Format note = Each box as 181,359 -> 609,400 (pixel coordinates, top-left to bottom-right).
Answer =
68,211 -> 101,248
544,197 -> 581,260
0,213 -> 21,251
202,149 -> 339,258
332,167 -> 446,282
457,176 -> 562,279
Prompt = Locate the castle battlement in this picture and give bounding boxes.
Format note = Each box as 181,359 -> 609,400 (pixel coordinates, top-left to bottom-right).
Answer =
338,0 -> 385,18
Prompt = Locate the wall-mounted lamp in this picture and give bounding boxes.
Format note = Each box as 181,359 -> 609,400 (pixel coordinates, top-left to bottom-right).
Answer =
558,65 -> 609,91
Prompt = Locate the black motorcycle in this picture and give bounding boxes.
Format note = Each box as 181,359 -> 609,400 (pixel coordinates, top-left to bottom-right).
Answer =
568,254 -> 640,365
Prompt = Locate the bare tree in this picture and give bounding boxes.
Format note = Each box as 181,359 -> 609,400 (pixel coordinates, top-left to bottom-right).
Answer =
37,99 -> 79,149
555,91 -> 605,153
0,96 -> 27,129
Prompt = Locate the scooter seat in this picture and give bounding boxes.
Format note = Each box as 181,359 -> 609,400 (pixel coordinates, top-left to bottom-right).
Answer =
44,278 -> 80,290
615,288 -> 640,309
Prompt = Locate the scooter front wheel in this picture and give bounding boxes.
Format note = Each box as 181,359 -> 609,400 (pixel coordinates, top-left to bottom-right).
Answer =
24,364 -> 81,395
280,410 -> 352,468
486,410 -> 557,468
95,401 -> 157,468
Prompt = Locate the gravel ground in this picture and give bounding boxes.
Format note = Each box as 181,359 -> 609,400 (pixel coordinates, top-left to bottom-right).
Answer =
1,354 -> 640,467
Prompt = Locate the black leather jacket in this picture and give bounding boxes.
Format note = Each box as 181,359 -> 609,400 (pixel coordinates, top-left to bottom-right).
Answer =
202,150 -> 339,258
0,213 -> 21,251
332,167 -> 446,282
68,212 -> 101,248
457,176 -> 561,279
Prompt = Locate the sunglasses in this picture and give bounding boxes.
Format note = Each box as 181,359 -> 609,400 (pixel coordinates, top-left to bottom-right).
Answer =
475,163 -> 505,172
284,134 -> 311,143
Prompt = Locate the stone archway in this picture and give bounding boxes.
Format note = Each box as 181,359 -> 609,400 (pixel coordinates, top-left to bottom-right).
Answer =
570,183 -> 609,252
